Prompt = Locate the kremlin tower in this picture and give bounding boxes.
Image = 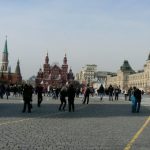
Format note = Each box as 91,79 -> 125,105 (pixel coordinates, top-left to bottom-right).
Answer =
0,37 -> 22,84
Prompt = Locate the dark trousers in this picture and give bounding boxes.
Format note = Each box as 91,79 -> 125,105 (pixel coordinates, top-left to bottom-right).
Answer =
125,94 -> 128,100
132,100 -> 137,113
0,92 -> 3,99
68,98 -> 75,112
99,93 -> 104,100
38,95 -> 43,107
83,95 -> 89,104
22,101 -> 31,112
59,97 -> 66,111
109,93 -> 113,100
136,101 -> 141,112
115,93 -> 118,100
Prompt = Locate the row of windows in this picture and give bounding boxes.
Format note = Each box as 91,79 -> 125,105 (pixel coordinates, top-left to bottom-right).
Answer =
129,73 -> 149,80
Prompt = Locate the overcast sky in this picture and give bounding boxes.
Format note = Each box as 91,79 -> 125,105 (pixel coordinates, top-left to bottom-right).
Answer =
0,0 -> 150,79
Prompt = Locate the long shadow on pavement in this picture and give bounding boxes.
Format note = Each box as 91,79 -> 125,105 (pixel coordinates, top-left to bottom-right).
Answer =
0,103 -> 149,118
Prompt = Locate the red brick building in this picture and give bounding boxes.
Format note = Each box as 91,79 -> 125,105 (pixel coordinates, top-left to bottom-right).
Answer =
36,53 -> 74,87
0,38 -> 22,84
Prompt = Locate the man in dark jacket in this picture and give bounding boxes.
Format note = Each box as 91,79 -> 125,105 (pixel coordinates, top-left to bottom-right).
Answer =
67,83 -> 76,112
59,85 -> 67,111
36,85 -> 43,107
83,84 -> 91,104
98,84 -> 105,100
108,85 -> 114,101
28,84 -> 33,109
134,88 -> 142,113
22,84 -> 31,113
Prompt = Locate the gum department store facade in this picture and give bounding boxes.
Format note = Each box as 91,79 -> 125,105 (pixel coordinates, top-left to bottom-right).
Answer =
106,53 -> 150,92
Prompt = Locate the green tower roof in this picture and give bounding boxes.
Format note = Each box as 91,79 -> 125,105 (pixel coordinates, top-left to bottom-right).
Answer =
120,60 -> 135,73
15,59 -> 21,75
147,53 -> 150,60
3,37 -> 8,53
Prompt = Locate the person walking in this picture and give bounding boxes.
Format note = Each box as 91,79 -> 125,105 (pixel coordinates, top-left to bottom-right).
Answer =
59,85 -> 67,111
83,84 -> 91,104
67,83 -> 76,112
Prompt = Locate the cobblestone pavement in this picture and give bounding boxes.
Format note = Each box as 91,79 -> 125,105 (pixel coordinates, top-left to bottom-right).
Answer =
0,94 -> 150,150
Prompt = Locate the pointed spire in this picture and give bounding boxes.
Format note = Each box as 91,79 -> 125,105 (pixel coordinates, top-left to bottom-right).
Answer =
147,52 -> 150,60
67,67 -> 74,80
63,53 -> 67,65
15,59 -> 21,75
8,66 -> 11,74
4,36 -> 8,53
45,52 -> 49,64
1,36 -> 9,71
69,67 -> 72,72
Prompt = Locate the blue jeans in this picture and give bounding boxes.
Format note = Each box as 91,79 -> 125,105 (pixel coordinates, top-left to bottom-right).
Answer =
132,100 -> 137,113
99,93 -> 104,99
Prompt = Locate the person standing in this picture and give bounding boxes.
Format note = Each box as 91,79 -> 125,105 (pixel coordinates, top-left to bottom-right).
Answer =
114,86 -> 120,100
131,91 -> 137,113
37,85 -> 43,107
0,84 -> 5,99
124,90 -> 128,101
22,84 -> 31,113
76,87 -> 80,98
134,88 -> 142,113
83,84 -> 91,104
128,87 -> 133,101
59,85 -> 67,111
108,85 -> 114,101
98,84 -> 105,100
56,87 -> 60,99
28,84 -> 33,109
67,83 -> 76,112
5,85 -> 10,99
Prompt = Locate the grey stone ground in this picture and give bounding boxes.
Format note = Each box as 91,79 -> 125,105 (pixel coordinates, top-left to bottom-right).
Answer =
0,94 -> 150,150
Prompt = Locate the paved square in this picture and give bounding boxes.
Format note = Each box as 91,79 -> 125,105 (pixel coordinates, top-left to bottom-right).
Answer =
0,95 -> 150,150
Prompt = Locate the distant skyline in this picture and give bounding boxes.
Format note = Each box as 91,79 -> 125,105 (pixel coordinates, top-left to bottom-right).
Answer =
1,0 -> 150,79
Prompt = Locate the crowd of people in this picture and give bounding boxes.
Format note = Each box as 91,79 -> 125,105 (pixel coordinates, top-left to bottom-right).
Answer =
0,84 -> 23,99
96,84 -> 143,113
21,83 -> 76,113
0,83 -> 144,113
